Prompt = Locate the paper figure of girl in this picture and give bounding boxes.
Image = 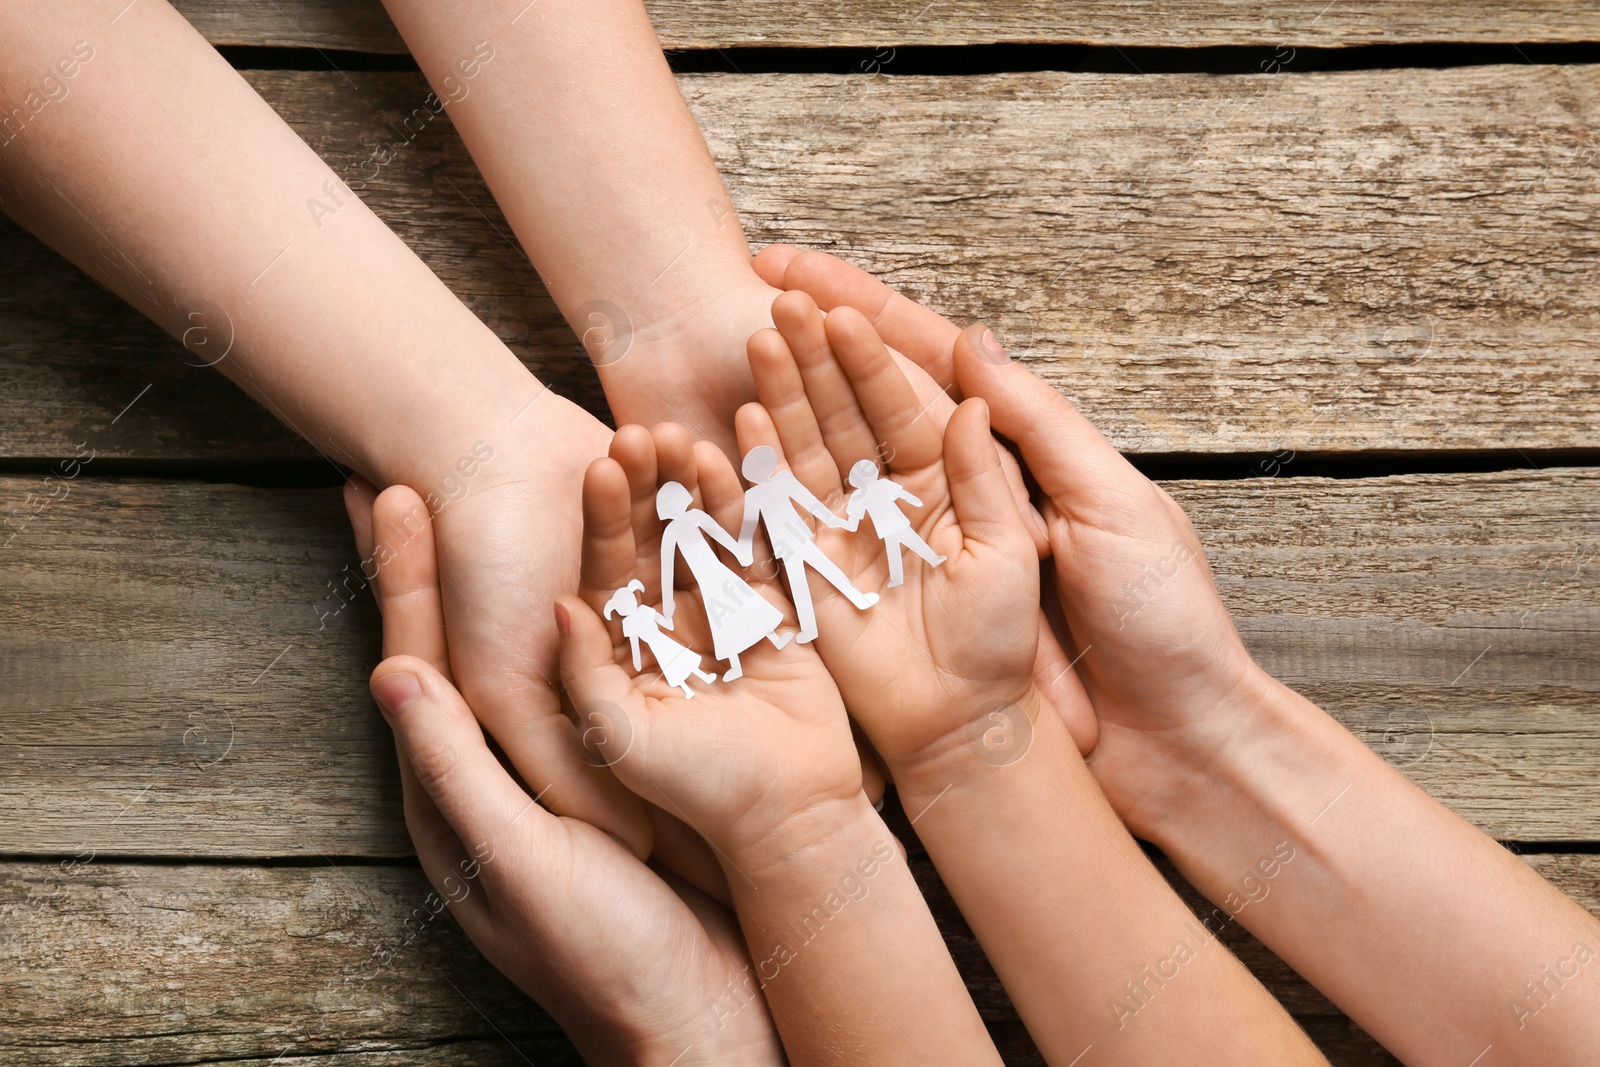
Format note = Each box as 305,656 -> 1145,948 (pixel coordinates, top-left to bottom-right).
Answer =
657,481 -> 790,682
845,459 -> 946,588
603,580 -> 717,698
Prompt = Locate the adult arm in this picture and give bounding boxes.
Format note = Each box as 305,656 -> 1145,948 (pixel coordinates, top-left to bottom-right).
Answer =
0,0 -> 646,850
376,0 -> 780,450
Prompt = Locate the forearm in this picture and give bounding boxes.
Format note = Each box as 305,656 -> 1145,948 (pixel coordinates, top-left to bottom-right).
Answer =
1142,666 -> 1600,1067
892,690 -> 1323,1066
0,1 -> 563,490
726,796 -> 1001,1067
378,0 -> 774,423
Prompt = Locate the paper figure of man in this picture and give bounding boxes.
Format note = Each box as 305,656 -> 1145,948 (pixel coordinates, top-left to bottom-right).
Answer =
657,481 -> 789,681
737,446 -> 877,644
603,580 -> 717,698
845,459 -> 947,588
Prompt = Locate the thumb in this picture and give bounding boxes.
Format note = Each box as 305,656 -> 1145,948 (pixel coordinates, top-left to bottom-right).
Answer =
556,596 -> 649,777
951,322 -> 1132,504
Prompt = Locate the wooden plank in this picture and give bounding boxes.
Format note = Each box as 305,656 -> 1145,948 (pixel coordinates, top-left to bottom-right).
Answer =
0,468 -> 1594,855
5,853 -> 1595,1065
170,0 -> 1600,51
3,65 -> 1598,460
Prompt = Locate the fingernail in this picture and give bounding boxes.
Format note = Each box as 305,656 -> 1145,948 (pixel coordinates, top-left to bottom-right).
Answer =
978,327 -> 1010,365
372,671 -> 421,717
554,601 -> 571,636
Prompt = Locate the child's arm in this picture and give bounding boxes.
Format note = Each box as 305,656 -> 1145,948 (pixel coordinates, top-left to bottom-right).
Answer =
949,329 -> 1600,1067
0,0 -> 645,853
763,249 -> 1600,1066
557,434 -> 1002,1067
739,293 -> 1326,1066
376,0 -> 780,452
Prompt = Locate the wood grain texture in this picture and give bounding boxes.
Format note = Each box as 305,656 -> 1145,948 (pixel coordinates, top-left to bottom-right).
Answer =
6,852 -> 1596,1066
169,0 -> 1600,51
3,65 -> 1597,460
1,468 -> 1595,855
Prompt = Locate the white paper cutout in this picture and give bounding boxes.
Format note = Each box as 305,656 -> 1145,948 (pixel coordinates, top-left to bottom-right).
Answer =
607,453 -> 950,690
845,459 -> 947,588
604,580 -> 717,698
657,481 -> 791,682
737,446 -> 878,644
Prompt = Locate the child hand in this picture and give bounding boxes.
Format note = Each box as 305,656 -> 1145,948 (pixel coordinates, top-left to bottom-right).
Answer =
948,324 -> 1259,836
556,423 -> 866,865
736,292 -> 1043,771
357,485 -> 784,1066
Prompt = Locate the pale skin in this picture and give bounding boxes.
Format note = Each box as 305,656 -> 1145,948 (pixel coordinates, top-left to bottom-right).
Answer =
355,484 -> 784,1067
556,428 -> 1003,1067
757,245 -> 1600,1067
375,0 -> 782,452
737,292 -> 1326,1066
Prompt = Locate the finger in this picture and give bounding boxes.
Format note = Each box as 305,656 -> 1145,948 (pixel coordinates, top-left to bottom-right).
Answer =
556,595 -> 652,773
943,399 -> 1031,552
371,657 -> 550,867
779,249 -> 963,389
951,322 -> 1132,503
771,290 -> 878,480
396,743 -> 492,933
609,425 -> 662,590
580,458 -> 641,614
343,475 -> 379,566
695,440 -> 747,552
751,242 -> 803,288
652,421 -> 700,502
371,486 -> 451,677
747,326 -> 842,500
825,305 -> 944,473
1031,609 -> 1100,757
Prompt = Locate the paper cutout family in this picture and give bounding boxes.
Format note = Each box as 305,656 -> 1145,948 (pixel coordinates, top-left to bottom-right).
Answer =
601,446 -> 945,696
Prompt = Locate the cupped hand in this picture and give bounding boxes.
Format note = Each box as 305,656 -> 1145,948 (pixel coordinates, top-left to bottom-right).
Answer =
755,246 -> 1259,834
751,253 -> 1101,755
948,330 -> 1259,836
375,397 -> 656,861
556,423 -> 866,864
735,294 -> 1042,768
355,483 -> 785,1067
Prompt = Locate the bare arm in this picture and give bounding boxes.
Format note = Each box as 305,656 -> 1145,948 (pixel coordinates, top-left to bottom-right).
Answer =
0,0 -> 645,854
376,0 -> 780,450
0,0 -> 565,492
1139,671 -> 1600,1067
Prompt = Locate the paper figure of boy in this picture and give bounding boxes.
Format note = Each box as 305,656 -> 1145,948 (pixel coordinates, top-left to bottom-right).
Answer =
737,446 -> 878,644
845,459 -> 946,588
604,579 -> 718,698
657,482 -> 790,682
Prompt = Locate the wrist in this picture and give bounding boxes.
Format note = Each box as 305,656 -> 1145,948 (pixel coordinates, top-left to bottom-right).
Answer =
397,381 -> 607,514
885,685 -> 1061,812
1131,664 -> 1365,863
723,790 -> 888,889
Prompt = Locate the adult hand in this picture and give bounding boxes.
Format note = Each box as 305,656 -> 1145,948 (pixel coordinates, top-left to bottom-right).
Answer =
352,401 -> 660,861
354,483 -> 785,1066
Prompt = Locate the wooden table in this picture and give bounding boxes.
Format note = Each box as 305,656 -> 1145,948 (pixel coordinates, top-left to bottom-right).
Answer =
3,3 -> 1597,1064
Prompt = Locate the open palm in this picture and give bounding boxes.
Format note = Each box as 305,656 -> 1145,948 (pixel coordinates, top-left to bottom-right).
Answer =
557,422 -> 864,862
733,293 -> 1041,766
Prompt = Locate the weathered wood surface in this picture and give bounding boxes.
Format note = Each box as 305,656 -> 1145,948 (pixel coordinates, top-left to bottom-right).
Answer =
5,852 -> 1595,1066
170,0 -> 1600,52
1,467 -> 1595,855
4,65 -> 1598,460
